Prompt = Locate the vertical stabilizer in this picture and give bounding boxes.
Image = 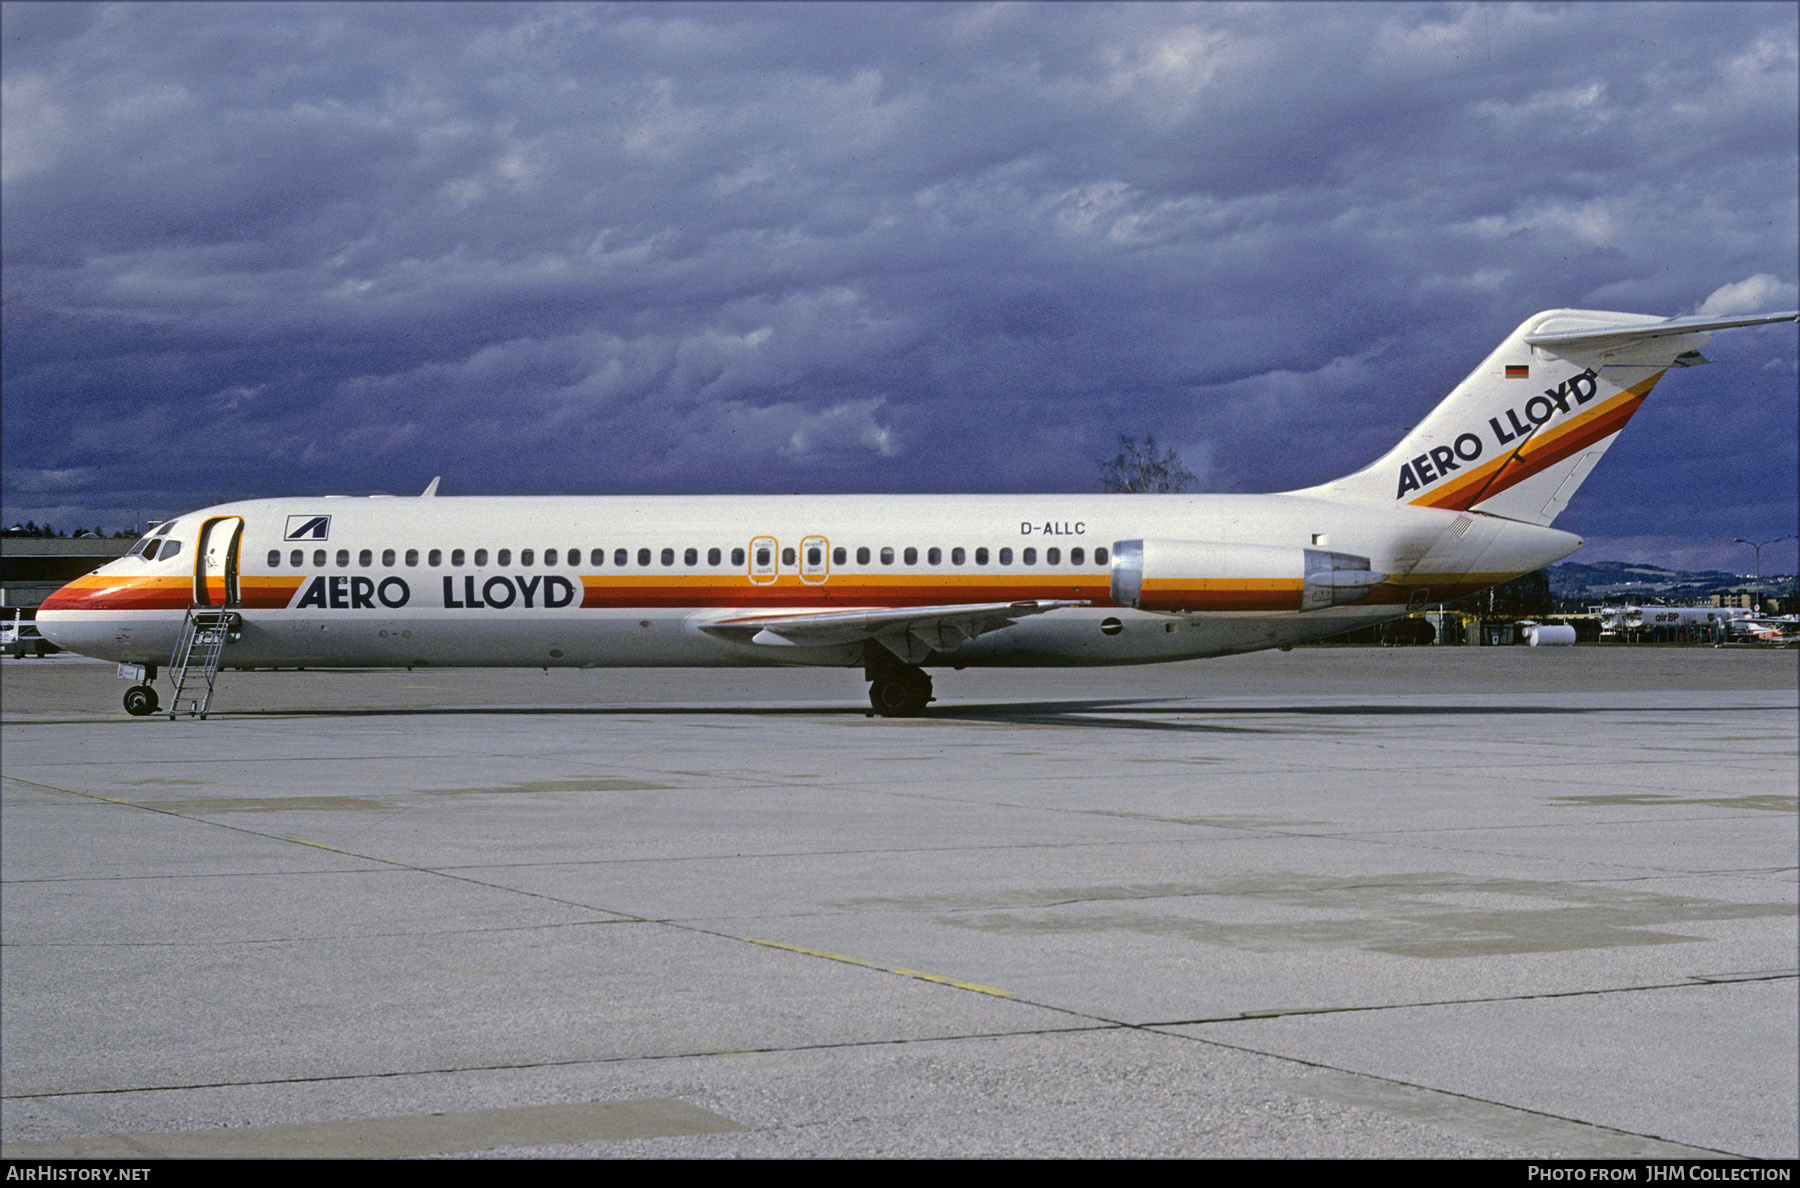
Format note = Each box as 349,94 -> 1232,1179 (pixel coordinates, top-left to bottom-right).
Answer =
1299,308 -> 1795,526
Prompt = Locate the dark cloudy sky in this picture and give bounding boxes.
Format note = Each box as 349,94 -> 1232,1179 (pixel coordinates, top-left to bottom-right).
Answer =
4,2 -> 1796,571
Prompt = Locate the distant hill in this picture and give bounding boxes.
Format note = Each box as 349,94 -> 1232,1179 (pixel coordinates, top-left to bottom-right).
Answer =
1548,560 -> 1795,603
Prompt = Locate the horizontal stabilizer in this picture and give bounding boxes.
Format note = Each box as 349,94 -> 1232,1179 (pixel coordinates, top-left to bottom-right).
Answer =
1525,310 -> 1796,356
702,599 -> 1085,664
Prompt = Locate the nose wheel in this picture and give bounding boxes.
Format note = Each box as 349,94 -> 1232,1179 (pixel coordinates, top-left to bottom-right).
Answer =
868,666 -> 933,717
123,685 -> 160,717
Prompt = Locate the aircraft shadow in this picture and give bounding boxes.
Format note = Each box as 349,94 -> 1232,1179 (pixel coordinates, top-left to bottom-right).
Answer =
26,696 -> 1759,733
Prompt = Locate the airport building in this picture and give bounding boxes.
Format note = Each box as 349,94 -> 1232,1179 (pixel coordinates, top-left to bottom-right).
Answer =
1,536 -> 137,616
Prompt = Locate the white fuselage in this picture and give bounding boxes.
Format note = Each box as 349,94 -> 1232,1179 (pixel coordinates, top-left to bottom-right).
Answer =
37,492 -> 1580,671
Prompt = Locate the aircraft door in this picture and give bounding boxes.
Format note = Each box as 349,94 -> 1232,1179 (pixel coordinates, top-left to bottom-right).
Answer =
748,536 -> 779,585
194,516 -> 245,607
799,535 -> 830,584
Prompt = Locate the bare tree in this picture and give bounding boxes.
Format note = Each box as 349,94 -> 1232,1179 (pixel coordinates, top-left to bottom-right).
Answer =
1097,434 -> 1197,493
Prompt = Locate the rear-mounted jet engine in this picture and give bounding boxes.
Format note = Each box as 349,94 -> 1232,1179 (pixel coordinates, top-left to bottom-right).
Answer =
1110,539 -> 1386,613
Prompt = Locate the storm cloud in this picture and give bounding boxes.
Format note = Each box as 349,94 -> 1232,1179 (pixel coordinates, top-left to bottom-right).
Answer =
4,2 -> 1795,569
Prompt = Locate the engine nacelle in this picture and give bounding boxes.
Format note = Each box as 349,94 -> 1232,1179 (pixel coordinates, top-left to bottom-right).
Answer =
1110,539 -> 1386,613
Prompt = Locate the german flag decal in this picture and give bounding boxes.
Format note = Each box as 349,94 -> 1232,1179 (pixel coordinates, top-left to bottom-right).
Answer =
1504,364 -> 1529,378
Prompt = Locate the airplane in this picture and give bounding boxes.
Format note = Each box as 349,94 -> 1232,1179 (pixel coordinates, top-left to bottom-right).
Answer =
34,307 -> 1798,718
1738,614 -> 1799,643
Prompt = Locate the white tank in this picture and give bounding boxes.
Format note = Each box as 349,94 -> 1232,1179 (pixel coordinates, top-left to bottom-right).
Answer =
1524,624 -> 1577,647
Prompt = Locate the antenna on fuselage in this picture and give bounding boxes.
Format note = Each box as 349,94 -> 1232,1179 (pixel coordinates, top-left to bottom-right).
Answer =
421,476 -> 441,497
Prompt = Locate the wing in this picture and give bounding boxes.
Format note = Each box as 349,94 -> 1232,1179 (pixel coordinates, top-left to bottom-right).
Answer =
699,600 -> 1087,664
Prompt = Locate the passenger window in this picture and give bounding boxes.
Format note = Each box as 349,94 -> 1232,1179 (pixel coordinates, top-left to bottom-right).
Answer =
569,549 -> 580,567
685,547 -> 698,566
638,548 -> 652,566
315,549 -> 327,567
356,549 -> 370,567
474,549 -> 489,566
291,550 -> 304,567
1023,548 -> 1036,565
452,549 -> 465,566
999,548 -> 1013,565
857,547 -> 870,565
708,547 -> 722,566
267,550 -> 281,567
382,548 -> 396,566
732,547 -> 745,566
497,549 -> 511,567
660,548 -> 673,566
337,550 -> 350,567
1095,546 -> 1109,565
615,549 -> 628,566
975,547 -> 988,565
405,549 -> 418,566
880,547 -> 894,565
806,546 -> 820,566
833,546 -> 846,565
781,547 -> 795,566
902,547 -> 917,565
1071,547 -> 1084,566
429,549 -> 443,566
544,549 -> 557,566
756,547 -> 771,566
927,547 -> 941,565
952,547 -> 965,565
521,549 -> 534,566
1047,548 -> 1060,565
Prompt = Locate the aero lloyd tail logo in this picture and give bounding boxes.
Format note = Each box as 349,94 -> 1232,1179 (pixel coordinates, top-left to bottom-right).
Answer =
1396,368 -> 1599,499
285,515 -> 331,541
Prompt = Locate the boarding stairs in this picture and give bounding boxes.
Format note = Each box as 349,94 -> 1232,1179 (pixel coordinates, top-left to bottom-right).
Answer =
167,606 -> 240,719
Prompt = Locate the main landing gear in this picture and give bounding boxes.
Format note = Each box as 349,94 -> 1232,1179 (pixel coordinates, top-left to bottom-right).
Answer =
123,684 -> 160,716
866,655 -> 934,718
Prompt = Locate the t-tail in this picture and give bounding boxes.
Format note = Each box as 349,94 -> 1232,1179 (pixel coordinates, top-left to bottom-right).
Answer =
1299,308 -> 1797,526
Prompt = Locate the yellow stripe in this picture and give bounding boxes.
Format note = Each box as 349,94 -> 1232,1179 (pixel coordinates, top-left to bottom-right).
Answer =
742,937 -> 1011,996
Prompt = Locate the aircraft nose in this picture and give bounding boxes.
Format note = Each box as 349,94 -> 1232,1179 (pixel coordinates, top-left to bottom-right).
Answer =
34,604 -> 75,648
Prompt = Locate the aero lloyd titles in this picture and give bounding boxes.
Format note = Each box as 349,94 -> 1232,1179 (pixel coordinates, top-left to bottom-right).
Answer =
1395,368 -> 1599,498
290,572 -> 579,610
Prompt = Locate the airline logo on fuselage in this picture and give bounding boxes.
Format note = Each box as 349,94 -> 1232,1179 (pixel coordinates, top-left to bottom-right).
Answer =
288,573 -> 580,611
1396,369 -> 1599,499
285,515 -> 332,541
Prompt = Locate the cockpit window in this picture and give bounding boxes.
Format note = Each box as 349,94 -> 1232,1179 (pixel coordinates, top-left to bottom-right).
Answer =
158,540 -> 182,561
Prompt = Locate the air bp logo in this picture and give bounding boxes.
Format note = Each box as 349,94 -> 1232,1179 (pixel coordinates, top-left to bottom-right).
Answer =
284,515 -> 332,541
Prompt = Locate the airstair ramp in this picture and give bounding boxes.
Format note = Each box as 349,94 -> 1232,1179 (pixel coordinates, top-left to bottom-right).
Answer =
167,606 -> 239,719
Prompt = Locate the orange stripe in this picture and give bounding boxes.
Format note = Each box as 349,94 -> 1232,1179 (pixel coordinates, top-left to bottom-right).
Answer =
578,573 -> 1114,608
42,571 -> 1525,616
39,575 -> 305,612
1140,577 -> 1303,611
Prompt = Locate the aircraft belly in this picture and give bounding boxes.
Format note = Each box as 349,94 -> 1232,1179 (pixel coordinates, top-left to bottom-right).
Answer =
948,606 -> 1406,666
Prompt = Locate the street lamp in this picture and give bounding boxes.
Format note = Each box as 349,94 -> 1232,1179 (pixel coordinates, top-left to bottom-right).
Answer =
1733,536 -> 1792,585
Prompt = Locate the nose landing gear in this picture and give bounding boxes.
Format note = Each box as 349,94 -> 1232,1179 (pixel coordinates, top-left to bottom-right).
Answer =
123,685 -> 160,716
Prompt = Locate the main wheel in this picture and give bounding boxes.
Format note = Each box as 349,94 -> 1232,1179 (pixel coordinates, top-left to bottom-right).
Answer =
123,685 -> 159,716
868,668 -> 932,717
